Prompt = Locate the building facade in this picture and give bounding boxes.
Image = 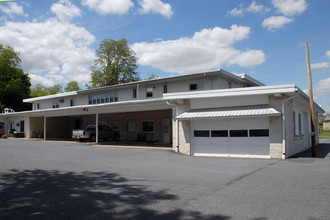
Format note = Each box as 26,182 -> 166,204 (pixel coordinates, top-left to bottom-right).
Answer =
0,69 -> 324,159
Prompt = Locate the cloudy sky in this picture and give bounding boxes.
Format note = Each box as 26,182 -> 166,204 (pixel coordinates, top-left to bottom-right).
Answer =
0,0 -> 329,113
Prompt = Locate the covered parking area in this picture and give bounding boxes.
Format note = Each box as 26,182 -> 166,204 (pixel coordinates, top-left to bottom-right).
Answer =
27,99 -> 173,145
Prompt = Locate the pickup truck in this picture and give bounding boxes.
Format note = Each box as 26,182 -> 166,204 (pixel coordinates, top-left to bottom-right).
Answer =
72,124 -> 120,142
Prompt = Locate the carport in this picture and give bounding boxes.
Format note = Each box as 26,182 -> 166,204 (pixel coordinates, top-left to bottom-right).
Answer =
28,99 -> 173,145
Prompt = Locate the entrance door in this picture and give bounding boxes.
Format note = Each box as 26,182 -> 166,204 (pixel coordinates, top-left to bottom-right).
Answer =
162,119 -> 170,144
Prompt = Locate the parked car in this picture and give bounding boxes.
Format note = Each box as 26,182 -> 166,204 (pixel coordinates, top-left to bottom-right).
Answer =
72,124 -> 120,142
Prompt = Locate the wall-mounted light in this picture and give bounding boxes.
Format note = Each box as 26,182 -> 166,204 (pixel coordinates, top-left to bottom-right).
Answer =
82,108 -> 88,112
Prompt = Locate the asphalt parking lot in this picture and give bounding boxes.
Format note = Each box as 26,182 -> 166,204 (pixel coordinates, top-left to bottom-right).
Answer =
0,139 -> 329,220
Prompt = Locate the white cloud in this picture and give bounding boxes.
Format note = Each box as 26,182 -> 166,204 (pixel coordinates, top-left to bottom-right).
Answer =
51,0 -> 81,23
138,0 -> 173,19
311,62 -> 330,69
314,77 -> 330,96
0,2 -> 28,18
326,51 -> 330,59
131,25 -> 265,74
272,0 -> 307,16
247,1 -> 271,14
82,0 -> 134,15
0,18 -> 96,86
262,16 -> 294,31
227,4 -> 244,17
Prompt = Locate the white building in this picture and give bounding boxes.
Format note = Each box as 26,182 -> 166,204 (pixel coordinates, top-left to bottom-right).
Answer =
0,69 -> 324,159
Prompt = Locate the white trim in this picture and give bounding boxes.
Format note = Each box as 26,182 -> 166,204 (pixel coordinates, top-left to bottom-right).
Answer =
24,91 -> 78,103
193,153 -> 271,159
164,84 -> 298,100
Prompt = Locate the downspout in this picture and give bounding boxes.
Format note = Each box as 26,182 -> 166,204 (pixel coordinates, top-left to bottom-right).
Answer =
166,101 -> 179,152
281,91 -> 298,159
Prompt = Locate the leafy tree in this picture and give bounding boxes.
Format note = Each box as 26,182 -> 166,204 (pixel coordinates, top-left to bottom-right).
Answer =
47,84 -> 62,95
65,81 -> 80,92
30,84 -> 49,97
0,44 -> 31,112
90,38 -> 140,87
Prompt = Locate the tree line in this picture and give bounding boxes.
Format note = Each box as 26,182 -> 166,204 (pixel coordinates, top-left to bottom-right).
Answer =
0,38 -> 147,112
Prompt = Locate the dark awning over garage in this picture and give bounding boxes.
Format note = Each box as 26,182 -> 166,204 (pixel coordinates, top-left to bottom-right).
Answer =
176,105 -> 281,120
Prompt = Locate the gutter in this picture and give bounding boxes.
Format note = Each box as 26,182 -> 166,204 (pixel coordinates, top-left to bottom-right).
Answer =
281,90 -> 298,159
166,101 -> 179,152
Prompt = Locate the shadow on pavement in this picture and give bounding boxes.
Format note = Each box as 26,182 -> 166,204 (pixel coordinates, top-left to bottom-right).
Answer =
290,143 -> 330,159
0,169 -> 229,219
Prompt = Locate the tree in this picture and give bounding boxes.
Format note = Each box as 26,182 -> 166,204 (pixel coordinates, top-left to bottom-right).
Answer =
90,38 -> 140,88
47,84 -> 62,95
65,81 -> 80,92
146,73 -> 159,80
0,44 -> 31,112
30,84 -> 49,98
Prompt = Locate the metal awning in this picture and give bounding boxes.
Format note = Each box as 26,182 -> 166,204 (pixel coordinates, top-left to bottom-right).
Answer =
176,105 -> 281,120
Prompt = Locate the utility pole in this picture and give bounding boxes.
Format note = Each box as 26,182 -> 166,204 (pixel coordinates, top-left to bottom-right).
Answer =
305,42 -> 316,157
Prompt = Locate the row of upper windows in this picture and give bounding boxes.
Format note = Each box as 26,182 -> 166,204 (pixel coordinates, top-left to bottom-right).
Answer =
88,92 -> 119,104
33,81 -> 235,109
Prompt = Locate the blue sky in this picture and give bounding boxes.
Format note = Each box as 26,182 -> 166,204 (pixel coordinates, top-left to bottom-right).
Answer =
0,0 -> 329,113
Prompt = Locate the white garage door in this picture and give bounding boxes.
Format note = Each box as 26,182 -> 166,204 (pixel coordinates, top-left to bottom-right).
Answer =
191,117 -> 270,158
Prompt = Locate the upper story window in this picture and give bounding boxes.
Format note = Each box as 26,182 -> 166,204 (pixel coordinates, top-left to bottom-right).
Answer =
133,88 -> 137,98
146,87 -> 153,97
293,111 -> 296,135
52,101 -> 59,108
88,92 -> 118,105
33,103 -> 40,110
163,85 -> 167,93
228,82 -> 232,88
70,99 -> 74,106
190,83 -> 203,91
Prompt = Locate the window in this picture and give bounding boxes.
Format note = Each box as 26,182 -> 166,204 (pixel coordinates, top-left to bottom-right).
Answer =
114,92 -> 118,102
163,85 -> 167,93
146,87 -> 153,97
52,101 -> 59,108
89,96 -> 93,104
194,130 -> 210,137
70,99 -> 74,106
230,130 -> 248,137
228,82 -> 232,88
101,94 -> 105,103
293,111 -> 296,135
143,121 -> 154,132
127,121 -> 136,132
190,83 -> 202,91
133,89 -> 137,98
112,121 -> 119,131
93,96 -> 97,104
298,113 -> 302,135
211,130 -> 228,137
97,95 -> 101,104
20,120 -> 24,132
106,93 -> 110,103
249,129 -> 269,137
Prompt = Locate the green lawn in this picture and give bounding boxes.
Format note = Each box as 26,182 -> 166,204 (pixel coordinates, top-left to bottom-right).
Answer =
319,124 -> 330,139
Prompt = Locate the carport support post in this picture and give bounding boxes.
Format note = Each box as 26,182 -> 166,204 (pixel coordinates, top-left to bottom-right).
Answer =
44,116 -> 47,141
96,113 -> 99,143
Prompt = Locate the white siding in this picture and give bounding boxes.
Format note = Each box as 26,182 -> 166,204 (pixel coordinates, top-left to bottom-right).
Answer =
190,95 -> 268,110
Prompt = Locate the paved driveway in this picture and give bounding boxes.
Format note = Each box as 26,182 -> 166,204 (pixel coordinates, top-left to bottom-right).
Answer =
0,139 -> 329,219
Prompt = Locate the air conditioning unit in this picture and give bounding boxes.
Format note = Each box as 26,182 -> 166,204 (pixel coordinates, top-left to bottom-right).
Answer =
59,99 -> 64,103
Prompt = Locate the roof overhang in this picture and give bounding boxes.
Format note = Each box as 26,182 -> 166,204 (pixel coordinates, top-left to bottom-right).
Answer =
164,84 -> 298,100
24,91 -> 78,103
176,105 -> 281,120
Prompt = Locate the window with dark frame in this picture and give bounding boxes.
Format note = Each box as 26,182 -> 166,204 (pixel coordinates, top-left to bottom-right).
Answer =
230,130 -> 248,137
211,130 -> 228,137
249,129 -> 269,137
293,111 -> 296,135
298,113 -> 302,135
146,87 -> 153,97
190,83 -> 202,91
194,130 -> 210,137
143,121 -> 154,132
163,85 -> 167,93
70,99 -> 74,106
133,88 -> 137,98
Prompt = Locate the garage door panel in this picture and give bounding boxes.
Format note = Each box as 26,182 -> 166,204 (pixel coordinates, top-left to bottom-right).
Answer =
191,118 -> 270,157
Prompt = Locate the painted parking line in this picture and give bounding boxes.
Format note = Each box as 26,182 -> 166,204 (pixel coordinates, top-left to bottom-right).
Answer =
89,143 -> 172,150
